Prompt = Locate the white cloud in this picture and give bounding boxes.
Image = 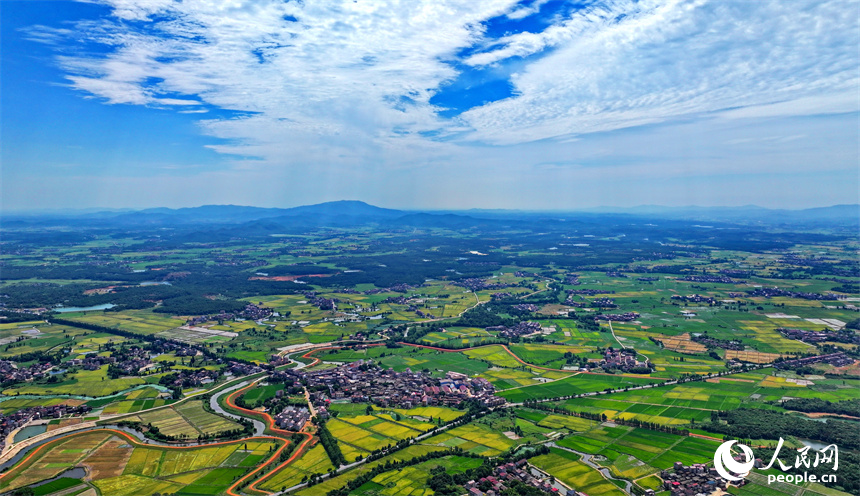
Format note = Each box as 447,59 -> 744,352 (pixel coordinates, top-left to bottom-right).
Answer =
460,0 -> 860,144
28,0 -> 860,175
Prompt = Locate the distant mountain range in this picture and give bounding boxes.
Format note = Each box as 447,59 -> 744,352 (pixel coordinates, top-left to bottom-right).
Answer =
2,201 -> 857,230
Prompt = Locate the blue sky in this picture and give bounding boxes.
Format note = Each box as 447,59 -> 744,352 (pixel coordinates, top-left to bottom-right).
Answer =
2,0 -> 858,211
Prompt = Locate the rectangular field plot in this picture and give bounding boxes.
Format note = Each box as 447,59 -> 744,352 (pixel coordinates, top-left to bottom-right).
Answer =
167,467 -> 248,494
391,405 -> 465,423
174,400 -> 242,435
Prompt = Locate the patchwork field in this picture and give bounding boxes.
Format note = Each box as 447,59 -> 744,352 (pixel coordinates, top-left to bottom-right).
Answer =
530,448 -> 626,496
555,424 -> 721,472
327,412 -> 435,461
390,405 -> 466,423
258,443 -> 333,491
293,445 -> 449,496
353,455 -> 484,496
551,368 -> 860,427
119,400 -> 241,438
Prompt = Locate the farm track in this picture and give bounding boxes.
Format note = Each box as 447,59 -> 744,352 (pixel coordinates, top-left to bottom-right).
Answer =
223,379 -> 315,494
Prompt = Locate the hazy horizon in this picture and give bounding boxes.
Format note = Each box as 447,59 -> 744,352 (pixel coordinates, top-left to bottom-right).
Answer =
3,200 -> 858,217
2,1 -> 858,211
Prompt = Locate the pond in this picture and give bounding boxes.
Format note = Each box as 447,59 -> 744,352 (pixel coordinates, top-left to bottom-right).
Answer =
53,303 -> 116,313
798,438 -> 831,451
13,424 -> 47,443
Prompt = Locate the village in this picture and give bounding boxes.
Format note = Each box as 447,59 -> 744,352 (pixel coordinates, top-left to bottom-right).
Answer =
281,360 -> 506,411
463,458 -> 578,496
660,461 -> 733,496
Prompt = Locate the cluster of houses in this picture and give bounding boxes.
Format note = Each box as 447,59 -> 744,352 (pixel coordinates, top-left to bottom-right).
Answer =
605,271 -> 627,278
514,271 -> 540,278
0,360 -> 53,383
227,361 -> 265,376
0,403 -> 92,452
774,352 -> 854,370
361,283 -> 417,294
288,361 -> 505,410
486,321 -> 543,339
305,294 -> 337,311
455,278 -> 513,291
719,269 -> 752,278
512,304 -> 539,312
106,348 -> 153,375
594,312 -> 639,322
779,328 -> 859,345
777,327 -> 830,343
67,355 -> 117,371
186,303 -> 274,326
565,274 -> 581,285
273,405 -> 310,431
779,255 -> 834,266
591,298 -> 617,308
568,289 -> 613,296
637,277 -> 660,282
599,347 -> 652,372
150,340 -> 200,357
162,368 -> 220,388
678,275 -> 737,284
690,334 -> 744,351
671,294 -> 717,305
382,295 -> 409,305
746,287 -> 840,301
660,462 -> 731,496
462,459 -> 577,496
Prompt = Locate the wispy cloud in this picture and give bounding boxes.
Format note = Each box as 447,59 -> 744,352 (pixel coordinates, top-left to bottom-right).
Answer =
18,0 -> 860,200
460,0 -> 860,144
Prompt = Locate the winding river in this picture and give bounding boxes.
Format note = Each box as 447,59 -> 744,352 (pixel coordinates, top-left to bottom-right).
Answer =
209,381 -> 266,436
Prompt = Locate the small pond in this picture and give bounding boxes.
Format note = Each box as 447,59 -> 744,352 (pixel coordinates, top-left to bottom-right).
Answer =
13,424 -> 47,443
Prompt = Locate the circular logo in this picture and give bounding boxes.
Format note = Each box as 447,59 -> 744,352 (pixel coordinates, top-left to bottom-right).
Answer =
714,440 -> 754,481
